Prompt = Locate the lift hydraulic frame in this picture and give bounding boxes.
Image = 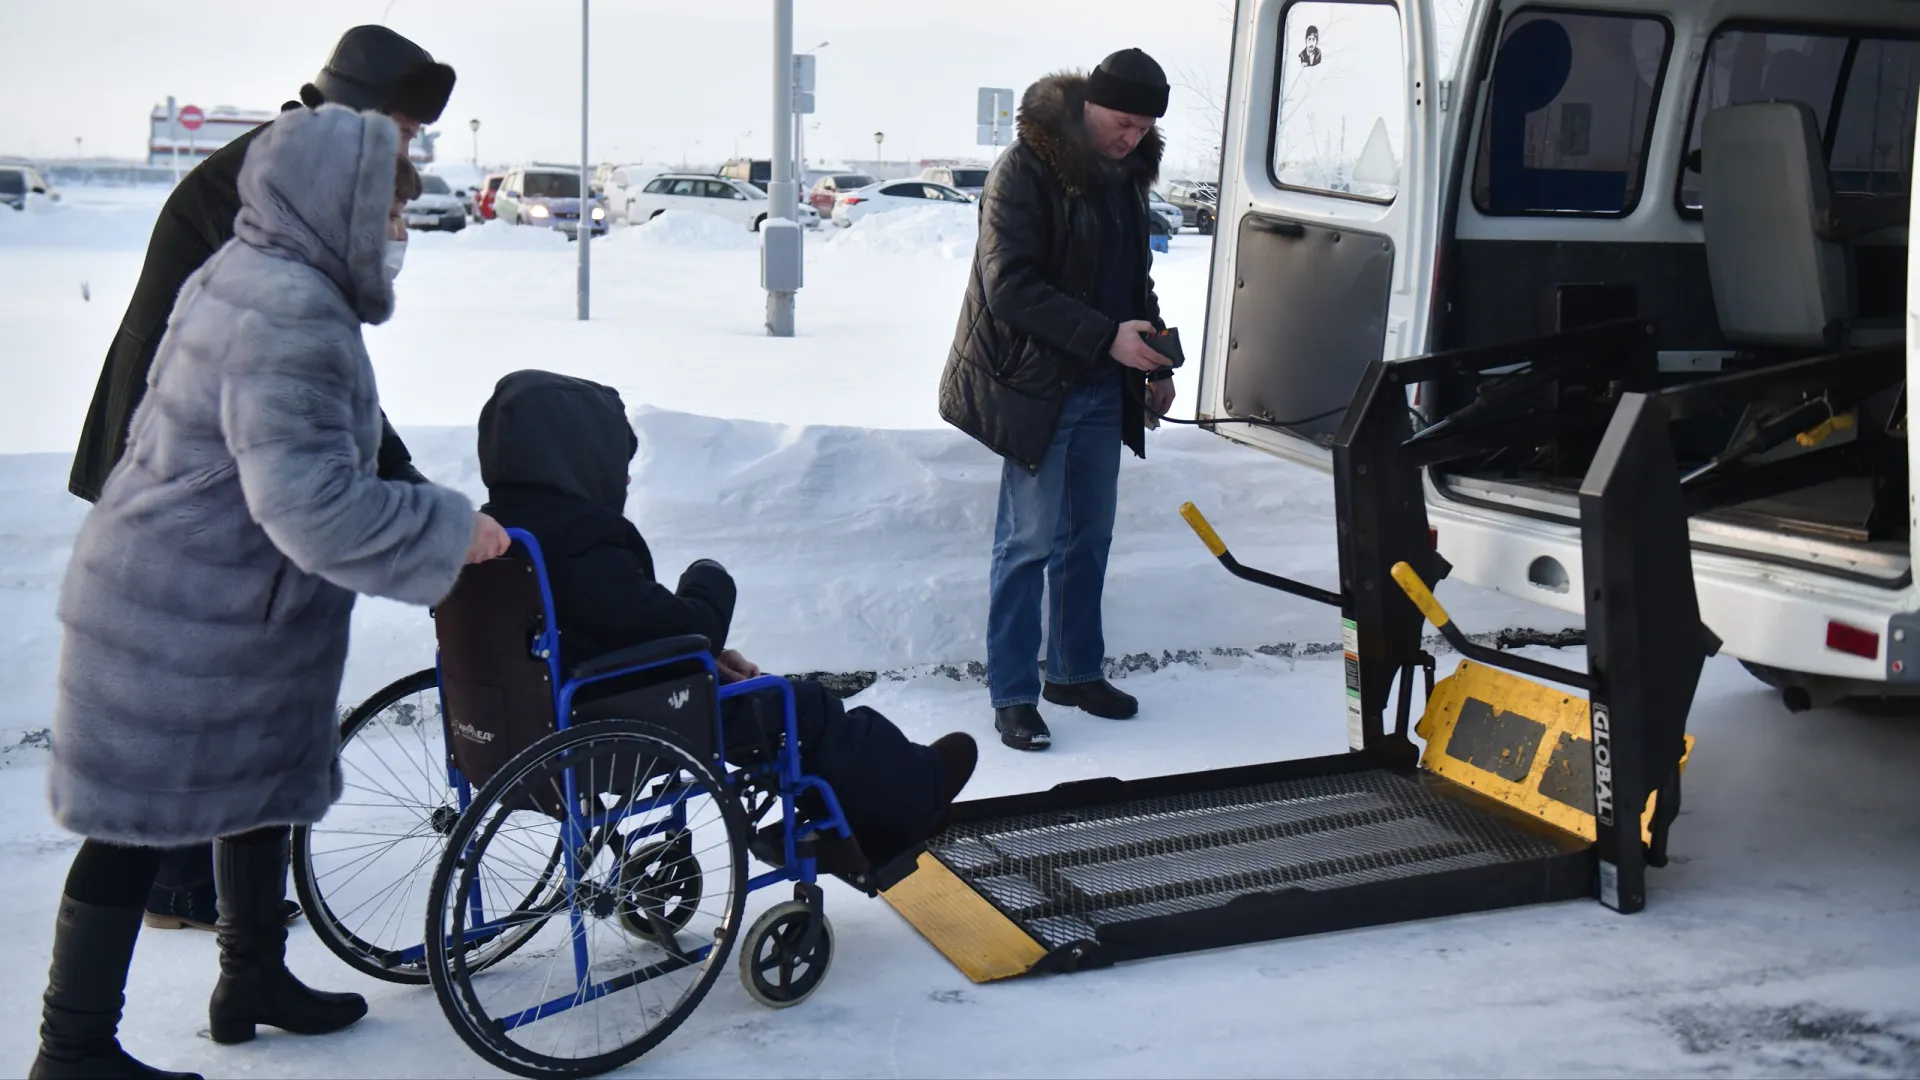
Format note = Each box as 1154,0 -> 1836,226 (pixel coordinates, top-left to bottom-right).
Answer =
880,320 -> 1729,982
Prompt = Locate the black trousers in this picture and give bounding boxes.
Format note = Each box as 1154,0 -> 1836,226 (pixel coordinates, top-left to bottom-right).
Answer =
64,827 -> 287,907
722,681 -> 944,853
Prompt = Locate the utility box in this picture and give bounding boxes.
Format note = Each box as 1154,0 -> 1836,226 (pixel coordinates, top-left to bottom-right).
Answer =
761,218 -> 805,292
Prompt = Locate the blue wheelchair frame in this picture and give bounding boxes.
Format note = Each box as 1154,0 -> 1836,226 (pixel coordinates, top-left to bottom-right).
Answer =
422,527 -> 853,1029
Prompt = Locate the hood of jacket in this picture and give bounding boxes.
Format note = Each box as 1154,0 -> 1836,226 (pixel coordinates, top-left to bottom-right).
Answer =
1017,71 -> 1165,198
233,104 -> 401,324
478,370 -> 637,515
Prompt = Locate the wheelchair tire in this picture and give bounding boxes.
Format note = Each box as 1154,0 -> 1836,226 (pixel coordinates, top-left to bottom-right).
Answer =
739,900 -> 834,1009
294,667 -> 564,985
426,719 -> 748,1080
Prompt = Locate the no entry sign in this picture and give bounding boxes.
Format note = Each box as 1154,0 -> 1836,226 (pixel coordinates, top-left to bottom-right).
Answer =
178,105 -> 205,131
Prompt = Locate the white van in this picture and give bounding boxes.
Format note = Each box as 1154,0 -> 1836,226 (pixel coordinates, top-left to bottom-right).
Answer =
1200,0 -> 1920,705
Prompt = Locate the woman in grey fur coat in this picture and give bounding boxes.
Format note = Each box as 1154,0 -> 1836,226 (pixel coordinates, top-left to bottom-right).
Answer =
30,105 -> 509,1080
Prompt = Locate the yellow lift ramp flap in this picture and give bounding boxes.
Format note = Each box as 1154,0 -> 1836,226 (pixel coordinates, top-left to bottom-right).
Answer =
880,346 -> 1718,984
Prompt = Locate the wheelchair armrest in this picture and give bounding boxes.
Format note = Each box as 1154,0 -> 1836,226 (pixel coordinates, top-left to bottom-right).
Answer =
569,634 -> 712,680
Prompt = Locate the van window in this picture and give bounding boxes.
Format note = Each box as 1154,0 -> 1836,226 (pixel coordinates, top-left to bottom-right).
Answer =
1272,1 -> 1408,202
1470,10 -> 1670,216
1678,27 -> 1920,212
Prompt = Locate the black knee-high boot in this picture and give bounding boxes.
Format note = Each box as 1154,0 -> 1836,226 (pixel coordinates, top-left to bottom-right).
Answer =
206,829 -> 366,1044
30,896 -> 203,1080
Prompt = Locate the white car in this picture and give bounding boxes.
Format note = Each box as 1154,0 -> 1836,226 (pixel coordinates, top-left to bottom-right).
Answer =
831,180 -> 973,227
628,174 -> 820,231
403,173 -> 467,232
598,163 -> 671,223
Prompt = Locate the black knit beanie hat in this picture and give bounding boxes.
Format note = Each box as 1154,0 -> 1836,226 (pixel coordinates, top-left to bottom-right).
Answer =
1086,48 -> 1169,119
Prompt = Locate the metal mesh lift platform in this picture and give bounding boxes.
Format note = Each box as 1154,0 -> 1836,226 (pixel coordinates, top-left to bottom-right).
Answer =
882,322 -> 1731,982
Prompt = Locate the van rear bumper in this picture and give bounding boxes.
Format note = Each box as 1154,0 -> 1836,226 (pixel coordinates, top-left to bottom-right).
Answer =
1430,497 -> 1920,684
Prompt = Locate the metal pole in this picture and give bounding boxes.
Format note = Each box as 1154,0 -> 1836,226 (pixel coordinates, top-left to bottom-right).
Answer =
167,96 -> 179,185
767,0 -> 796,336
578,0 -> 590,321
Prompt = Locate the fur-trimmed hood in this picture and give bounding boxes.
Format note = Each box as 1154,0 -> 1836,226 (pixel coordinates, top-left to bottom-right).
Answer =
233,104 -> 400,325
1016,71 -> 1164,197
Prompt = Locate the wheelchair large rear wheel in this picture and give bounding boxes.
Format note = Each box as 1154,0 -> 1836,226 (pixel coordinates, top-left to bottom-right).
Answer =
426,720 -> 748,1080
294,668 -> 563,984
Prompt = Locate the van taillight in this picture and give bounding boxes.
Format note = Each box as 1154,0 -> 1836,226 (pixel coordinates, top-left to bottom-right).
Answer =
1429,528 -> 1438,548
1826,620 -> 1880,660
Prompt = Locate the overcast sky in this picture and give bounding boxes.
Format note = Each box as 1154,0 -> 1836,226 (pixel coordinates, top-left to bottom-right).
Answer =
1,0 -> 1235,176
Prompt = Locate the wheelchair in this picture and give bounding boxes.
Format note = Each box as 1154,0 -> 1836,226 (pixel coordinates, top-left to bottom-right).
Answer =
291,528 -> 895,1079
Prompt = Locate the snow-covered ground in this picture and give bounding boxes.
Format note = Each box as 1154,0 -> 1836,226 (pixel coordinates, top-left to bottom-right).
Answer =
2,189 -> 1917,1078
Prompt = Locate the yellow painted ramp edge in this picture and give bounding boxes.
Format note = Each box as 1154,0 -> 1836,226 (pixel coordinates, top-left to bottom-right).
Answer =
1416,659 -> 1694,845
881,852 -> 1047,983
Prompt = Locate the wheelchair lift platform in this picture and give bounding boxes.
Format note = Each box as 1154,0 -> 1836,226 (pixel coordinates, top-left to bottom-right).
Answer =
882,323 -> 1722,982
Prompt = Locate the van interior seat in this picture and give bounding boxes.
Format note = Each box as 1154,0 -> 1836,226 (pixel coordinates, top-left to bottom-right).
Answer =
1699,100 -> 1907,351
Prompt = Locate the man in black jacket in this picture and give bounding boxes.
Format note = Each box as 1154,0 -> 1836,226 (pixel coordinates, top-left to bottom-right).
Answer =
75,25 -> 458,933
478,370 -> 977,868
938,50 -> 1176,751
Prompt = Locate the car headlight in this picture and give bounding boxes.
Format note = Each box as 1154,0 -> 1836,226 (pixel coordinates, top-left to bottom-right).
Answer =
528,204 -> 550,219
591,206 -> 605,220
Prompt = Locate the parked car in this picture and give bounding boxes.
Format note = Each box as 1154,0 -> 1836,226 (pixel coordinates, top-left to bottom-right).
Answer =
719,158 -> 773,192
491,167 -> 608,238
1147,190 -> 1183,236
0,166 -> 57,211
629,173 -> 820,231
1164,179 -> 1219,234
599,163 -> 672,223
809,172 -> 875,215
474,173 -> 505,221
403,173 -> 467,232
921,165 -> 990,198
831,179 -> 973,228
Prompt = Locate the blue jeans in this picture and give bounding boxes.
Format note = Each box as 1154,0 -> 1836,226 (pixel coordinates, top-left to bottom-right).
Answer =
987,377 -> 1122,707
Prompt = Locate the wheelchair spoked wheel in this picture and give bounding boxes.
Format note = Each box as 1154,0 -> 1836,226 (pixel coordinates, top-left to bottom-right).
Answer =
426,720 -> 747,1080
294,668 -> 564,984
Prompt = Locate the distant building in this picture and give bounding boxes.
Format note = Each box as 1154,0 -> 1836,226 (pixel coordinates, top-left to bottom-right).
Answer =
147,103 -> 439,167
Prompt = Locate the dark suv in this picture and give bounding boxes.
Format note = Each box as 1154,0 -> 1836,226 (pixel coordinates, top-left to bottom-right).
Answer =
1164,180 -> 1219,234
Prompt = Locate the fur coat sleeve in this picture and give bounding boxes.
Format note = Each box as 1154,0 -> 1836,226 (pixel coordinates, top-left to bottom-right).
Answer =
219,305 -> 472,606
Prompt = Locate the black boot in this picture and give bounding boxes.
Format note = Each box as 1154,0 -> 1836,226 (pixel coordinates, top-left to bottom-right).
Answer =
145,878 -> 301,931
931,733 -> 978,807
29,896 -> 203,1080
994,705 -> 1051,751
1042,678 -> 1138,719
207,832 -> 366,1045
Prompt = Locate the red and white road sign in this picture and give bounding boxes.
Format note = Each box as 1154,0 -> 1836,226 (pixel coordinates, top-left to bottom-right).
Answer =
178,105 -> 205,131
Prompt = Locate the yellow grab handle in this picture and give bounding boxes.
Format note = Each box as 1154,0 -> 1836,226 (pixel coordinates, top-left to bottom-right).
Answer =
1390,561 -> 1451,628
1796,412 -> 1855,448
1179,502 -> 1228,557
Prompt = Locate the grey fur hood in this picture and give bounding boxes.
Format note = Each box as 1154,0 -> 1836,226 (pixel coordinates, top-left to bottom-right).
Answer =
235,103 -> 400,324
1017,71 -> 1165,198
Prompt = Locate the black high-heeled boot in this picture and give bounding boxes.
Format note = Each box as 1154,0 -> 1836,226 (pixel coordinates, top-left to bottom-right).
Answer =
29,895 -> 203,1080
206,830 -> 366,1045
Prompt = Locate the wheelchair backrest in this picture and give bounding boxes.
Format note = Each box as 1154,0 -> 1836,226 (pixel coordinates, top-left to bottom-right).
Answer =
434,553 -> 558,791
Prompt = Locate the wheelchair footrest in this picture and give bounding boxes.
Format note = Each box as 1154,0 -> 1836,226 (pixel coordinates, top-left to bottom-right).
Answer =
749,823 -> 871,879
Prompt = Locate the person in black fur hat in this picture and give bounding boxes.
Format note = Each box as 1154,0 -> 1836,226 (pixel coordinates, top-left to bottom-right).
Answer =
938,49 -> 1174,753
61,25 -> 456,952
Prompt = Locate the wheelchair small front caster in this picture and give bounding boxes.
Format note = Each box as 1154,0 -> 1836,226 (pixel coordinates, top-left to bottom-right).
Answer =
739,899 -> 834,1008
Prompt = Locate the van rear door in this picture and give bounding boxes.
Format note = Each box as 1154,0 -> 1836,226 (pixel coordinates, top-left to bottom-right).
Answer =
1197,0 -> 1444,470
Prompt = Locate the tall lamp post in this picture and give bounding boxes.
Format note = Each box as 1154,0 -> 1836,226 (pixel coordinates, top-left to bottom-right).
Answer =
874,131 -> 885,168
468,118 -> 480,174
577,0 -> 590,321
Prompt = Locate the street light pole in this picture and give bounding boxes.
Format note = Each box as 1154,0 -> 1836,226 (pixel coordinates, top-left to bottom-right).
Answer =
765,0 -> 798,336
874,130 -> 885,168
468,118 -> 480,175
578,0 -> 590,321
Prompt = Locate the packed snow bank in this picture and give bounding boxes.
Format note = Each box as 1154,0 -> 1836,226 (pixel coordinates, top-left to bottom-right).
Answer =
416,218 -> 570,252
621,209 -> 760,251
0,189 -> 166,251
821,203 -> 977,259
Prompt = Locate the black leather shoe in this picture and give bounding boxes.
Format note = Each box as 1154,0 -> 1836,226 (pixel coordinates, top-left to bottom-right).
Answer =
1042,679 -> 1138,720
932,733 -> 978,805
144,879 -> 300,931
994,705 -> 1051,751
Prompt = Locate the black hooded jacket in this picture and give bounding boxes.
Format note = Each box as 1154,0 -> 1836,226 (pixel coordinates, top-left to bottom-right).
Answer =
938,71 -> 1169,472
477,371 -> 737,664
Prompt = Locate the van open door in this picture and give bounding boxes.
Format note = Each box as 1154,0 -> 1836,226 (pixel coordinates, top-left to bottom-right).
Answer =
1198,0 -> 1444,470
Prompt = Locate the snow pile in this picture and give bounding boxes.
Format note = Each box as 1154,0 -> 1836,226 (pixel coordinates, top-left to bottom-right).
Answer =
0,192 -> 163,251
822,203 -> 977,259
416,218 -> 570,252
623,210 -> 759,251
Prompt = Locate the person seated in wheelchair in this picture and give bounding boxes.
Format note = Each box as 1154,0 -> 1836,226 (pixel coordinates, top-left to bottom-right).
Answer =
477,370 -> 977,871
